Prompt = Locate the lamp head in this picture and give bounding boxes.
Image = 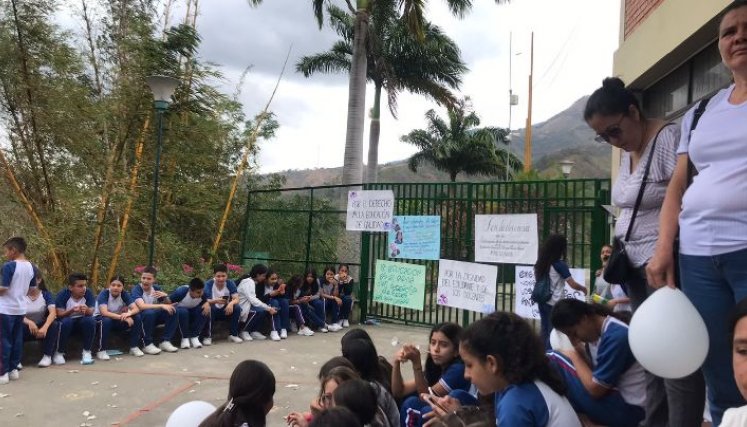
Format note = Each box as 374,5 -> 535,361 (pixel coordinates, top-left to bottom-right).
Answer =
559,159 -> 575,178
146,75 -> 180,110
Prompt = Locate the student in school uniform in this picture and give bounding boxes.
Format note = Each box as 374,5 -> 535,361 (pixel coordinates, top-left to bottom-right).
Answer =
56,273 -> 97,365
95,275 -> 144,360
335,264 -> 354,329
303,268 -> 335,333
0,237 -> 37,384
236,264 -> 273,341
202,264 -> 243,345
169,278 -> 210,349
259,269 -> 292,341
319,267 -> 343,332
549,299 -> 646,427
286,275 -> 320,336
23,274 -> 61,367
131,266 -> 179,354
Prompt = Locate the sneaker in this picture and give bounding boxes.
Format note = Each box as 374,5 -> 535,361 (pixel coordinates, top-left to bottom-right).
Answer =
0,374 -> 8,385
96,350 -> 111,361
280,329 -> 288,339
342,319 -> 350,328
202,337 -> 212,346
38,355 -> 52,368
81,351 -> 94,365
16,363 -> 23,370
250,332 -> 267,340
298,326 -> 315,336
8,369 -> 19,380
228,335 -> 243,343
130,347 -> 144,357
143,343 -> 162,355
159,341 -> 178,353
328,323 -> 342,332
239,331 -> 253,341
180,338 -> 191,349
53,352 -> 66,365
320,326 -> 329,333
190,337 -> 203,348
270,331 -> 281,341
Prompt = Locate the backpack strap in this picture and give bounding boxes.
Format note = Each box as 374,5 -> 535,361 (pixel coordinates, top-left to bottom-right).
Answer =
686,96 -> 712,187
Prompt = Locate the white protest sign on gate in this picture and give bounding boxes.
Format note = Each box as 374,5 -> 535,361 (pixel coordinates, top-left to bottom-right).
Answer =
436,259 -> 498,314
474,214 -> 538,264
346,190 -> 395,232
514,265 -> 588,320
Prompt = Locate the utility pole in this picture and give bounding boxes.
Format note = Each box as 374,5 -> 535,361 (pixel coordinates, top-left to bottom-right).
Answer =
524,32 -> 534,173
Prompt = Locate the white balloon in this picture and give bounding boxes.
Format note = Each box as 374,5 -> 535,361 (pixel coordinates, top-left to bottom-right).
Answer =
628,287 -> 709,379
166,401 -> 217,427
550,329 -> 573,350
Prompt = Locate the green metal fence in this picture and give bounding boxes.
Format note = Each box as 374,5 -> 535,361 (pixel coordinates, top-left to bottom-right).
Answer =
241,179 -> 610,327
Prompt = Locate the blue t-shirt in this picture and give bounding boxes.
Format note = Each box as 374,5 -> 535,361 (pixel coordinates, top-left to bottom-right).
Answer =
55,288 -> 96,318
131,283 -> 164,305
591,317 -> 646,407
438,361 -> 470,394
495,380 -> 581,427
95,289 -> 134,316
170,285 -> 207,309
203,279 -> 238,299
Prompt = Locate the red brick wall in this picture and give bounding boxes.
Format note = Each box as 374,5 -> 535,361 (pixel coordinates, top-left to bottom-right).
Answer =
625,0 -> 665,38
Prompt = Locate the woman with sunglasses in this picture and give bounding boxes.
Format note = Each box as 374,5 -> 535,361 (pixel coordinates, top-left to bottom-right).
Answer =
584,77 -> 705,427
647,2 -> 747,424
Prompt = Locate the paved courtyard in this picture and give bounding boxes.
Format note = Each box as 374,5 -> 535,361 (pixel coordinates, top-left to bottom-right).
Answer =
1,323 -> 425,427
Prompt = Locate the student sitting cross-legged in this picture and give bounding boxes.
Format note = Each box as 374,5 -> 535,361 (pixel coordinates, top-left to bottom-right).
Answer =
169,278 -> 210,349
202,264 -> 243,345
236,264 -> 274,342
55,273 -> 97,365
95,275 -> 144,360
23,274 -> 61,367
286,275 -> 320,336
131,266 -> 179,354
260,270 -> 292,341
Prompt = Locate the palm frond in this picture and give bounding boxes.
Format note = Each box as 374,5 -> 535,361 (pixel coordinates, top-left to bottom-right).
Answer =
296,51 -> 352,77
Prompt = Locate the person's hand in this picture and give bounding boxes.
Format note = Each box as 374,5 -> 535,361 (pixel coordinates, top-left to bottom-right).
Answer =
27,322 -> 39,336
402,344 -> 422,363
268,307 -> 278,315
394,347 -> 408,364
35,326 -> 48,339
286,412 -> 308,427
225,303 -> 234,316
162,304 -> 176,314
72,305 -> 82,314
202,304 -> 211,316
302,296 -> 311,303
121,311 -> 132,320
124,316 -> 134,328
422,395 -> 461,421
335,297 -> 342,306
646,249 -> 676,289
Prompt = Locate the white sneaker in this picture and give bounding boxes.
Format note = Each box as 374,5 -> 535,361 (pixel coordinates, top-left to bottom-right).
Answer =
228,335 -> 243,343
96,350 -> 110,361
159,341 -> 178,353
0,374 -> 8,385
143,343 -> 162,355
280,329 -> 288,339
130,347 -> 144,357
190,337 -> 203,348
239,331 -> 253,341
16,363 -> 23,370
81,351 -> 94,365
320,326 -> 329,333
327,323 -> 342,332
270,331 -> 281,341
298,326 -> 315,336
180,338 -> 191,349
342,319 -> 350,328
250,332 -> 267,340
202,337 -> 212,346
53,352 -> 66,365
8,369 -> 19,380
38,355 -> 52,367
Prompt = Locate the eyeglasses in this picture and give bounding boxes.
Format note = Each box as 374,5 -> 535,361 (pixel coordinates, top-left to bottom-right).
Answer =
594,116 -> 625,143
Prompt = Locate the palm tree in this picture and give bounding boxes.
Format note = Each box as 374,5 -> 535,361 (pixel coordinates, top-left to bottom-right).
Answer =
297,4 -> 467,183
248,0 -> 502,186
403,99 -> 522,182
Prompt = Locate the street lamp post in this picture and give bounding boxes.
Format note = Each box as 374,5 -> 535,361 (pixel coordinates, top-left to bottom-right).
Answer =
559,159 -> 575,179
145,75 -> 180,267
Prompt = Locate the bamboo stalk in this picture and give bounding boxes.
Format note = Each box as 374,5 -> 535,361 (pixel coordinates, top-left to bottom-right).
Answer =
209,46 -> 292,261
105,116 -> 150,283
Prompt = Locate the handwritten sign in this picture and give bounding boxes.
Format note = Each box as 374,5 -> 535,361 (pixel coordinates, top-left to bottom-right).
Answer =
387,216 -> 441,260
373,260 -> 426,310
346,190 -> 395,232
514,265 -> 588,319
437,259 -> 498,314
475,214 -> 538,264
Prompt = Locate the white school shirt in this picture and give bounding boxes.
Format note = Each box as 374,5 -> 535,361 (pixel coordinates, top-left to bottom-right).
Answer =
678,84 -> 747,256
179,292 -> 204,309
94,294 -> 126,316
25,293 -> 52,324
212,283 -> 230,309
0,260 -> 35,315
140,287 -> 157,304
66,296 -> 88,318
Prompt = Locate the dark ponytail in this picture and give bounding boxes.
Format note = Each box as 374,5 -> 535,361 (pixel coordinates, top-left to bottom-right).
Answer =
584,77 -> 641,121
199,360 -> 275,427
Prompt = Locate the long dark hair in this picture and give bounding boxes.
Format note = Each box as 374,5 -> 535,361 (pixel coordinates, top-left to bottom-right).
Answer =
550,299 -> 624,331
249,264 -> 268,280
460,312 -> 566,396
288,274 -> 304,298
200,360 -> 275,427
342,337 -> 387,388
583,77 -> 642,121
309,407 -> 362,427
341,328 -> 393,391
333,379 -> 378,426
534,234 -> 567,279
424,323 -> 462,386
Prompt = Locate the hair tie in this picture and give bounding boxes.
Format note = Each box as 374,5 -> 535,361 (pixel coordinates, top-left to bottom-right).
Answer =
224,397 -> 235,413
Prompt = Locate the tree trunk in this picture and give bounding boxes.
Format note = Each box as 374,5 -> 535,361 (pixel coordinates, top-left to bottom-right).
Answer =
366,83 -> 382,183
341,7 -> 369,186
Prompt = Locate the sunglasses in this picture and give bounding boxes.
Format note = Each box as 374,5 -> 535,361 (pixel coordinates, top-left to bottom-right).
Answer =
594,115 -> 625,143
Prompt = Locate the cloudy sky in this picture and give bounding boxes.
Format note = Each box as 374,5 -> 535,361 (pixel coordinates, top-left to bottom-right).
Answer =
66,0 -> 622,174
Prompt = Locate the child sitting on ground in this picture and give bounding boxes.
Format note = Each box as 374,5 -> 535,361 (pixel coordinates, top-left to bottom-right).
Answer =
335,264 -> 354,328
95,275 -> 144,360
286,274 -> 319,336
169,278 -> 210,349
259,270 -> 291,341
319,267 -> 342,332
55,273 -> 97,365
203,264 -> 243,345
23,273 -> 61,367
236,264 -> 273,342
131,266 -> 179,354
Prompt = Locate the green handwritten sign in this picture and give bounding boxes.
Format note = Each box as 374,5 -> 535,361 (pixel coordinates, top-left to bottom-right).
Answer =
373,260 -> 426,310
